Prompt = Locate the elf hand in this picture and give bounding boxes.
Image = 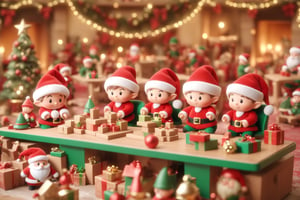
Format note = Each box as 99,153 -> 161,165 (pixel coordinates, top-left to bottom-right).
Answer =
221,115 -> 230,123
159,112 -> 167,119
140,108 -> 148,115
206,112 -> 215,121
62,113 -> 69,120
178,113 -> 187,121
242,120 -> 249,127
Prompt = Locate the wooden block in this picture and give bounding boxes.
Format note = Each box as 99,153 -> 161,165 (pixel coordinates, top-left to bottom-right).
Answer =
158,136 -> 167,142
137,121 -> 157,128
74,115 -> 86,123
57,125 -> 64,133
48,154 -> 67,176
166,135 -> 179,142
86,123 -> 99,131
166,129 -> 178,137
117,120 -> 128,131
63,126 -> 73,134
97,130 -> 132,140
90,108 -> 100,119
86,118 -> 106,125
85,162 -> 102,184
165,121 -> 174,129
142,127 -> 155,133
154,128 -> 166,136
74,128 -> 85,135
98,126 -> 110,134
85,130 -> 97,136
65,120 -> 75,128
138,115 -> 151,122
105,112 -> 117,123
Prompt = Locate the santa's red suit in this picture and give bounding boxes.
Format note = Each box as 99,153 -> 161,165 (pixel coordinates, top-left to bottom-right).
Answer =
180,106 -> 217,130
38,106 -> 69,126
21,165 -> 58,186
224,110 -> 258,133
22,112 -> 37,128
104,101 -> 135,122
143,102 -> 173,123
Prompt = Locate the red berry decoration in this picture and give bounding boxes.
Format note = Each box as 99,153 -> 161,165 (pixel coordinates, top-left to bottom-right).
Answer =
21,55 -> 27,61
15,69 -> 21,76
144,134 -> 159,149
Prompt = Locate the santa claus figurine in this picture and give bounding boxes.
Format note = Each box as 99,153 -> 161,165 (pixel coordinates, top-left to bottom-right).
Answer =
18,147 -> 59,190
33,69 -> 70,129
22,96 -> 37,128
211,169 -> 247,200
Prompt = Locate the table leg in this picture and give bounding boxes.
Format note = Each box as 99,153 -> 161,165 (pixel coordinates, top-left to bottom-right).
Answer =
272,81 -> 280,107
59,145 -> 85,168
184,162 -> 222,199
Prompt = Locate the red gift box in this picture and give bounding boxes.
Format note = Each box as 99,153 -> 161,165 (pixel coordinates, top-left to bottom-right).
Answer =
86,123 -> 99,131
189,132 -> 210,142
264,124 -> 284,145
95,175 -> 124,199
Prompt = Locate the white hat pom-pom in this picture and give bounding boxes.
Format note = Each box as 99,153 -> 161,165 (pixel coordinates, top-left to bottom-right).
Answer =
16,158 -> 20,162
172,99 -> 183,109
264,105 -> 274,116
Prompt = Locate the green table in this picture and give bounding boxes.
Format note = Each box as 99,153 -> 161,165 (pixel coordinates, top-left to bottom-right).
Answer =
0,127 -> 295,198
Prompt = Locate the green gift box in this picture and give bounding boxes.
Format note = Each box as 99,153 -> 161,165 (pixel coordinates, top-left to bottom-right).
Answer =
50,150 -> 66,157
235,137 -> 261,154
193,139 -> 218,151
104,190 -> 115,200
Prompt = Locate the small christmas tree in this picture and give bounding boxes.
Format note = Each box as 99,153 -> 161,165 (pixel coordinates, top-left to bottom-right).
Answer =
84,96 -> 95,115
13,112 -> 30,130
0,19 -> 41,101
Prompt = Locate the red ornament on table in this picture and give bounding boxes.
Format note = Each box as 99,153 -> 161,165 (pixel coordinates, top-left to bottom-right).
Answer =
144,134 -> 159,149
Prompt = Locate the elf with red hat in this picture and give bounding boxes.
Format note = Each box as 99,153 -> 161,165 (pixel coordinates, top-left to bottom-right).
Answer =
179,65 -> 221,133
89,44 -> 100,62
222,73 -> 273,137
153,167 -> 177,200
288,88 -> 300,115
54,63 -> 74,100
18,147 -> 59,190
211,168 -> 247,200
22,96 -> 37,128
33,69 -> 70,129
237,53 -> 251,78
104,66 -> 140,125
140,68 -> 182,123
79,56 -> 98,78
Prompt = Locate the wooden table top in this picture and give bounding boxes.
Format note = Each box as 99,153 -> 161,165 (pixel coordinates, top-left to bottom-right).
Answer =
0,126 -> 295,172
265,73 -> 300,82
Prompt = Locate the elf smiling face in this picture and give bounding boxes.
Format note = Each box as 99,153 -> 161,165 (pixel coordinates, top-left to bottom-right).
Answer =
34,93 -> 67,109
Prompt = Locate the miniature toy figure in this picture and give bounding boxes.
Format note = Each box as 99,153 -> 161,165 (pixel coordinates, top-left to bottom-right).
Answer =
289,88 -> 300,115
54,63 -> 75,100
222,73 -> 273,137
89,44 -> 100,62
18,147 -> 59,190
167,37 -> 180,71
104,66 -> 139,124
210,169 -> 247,200
140,68 -> 181,123
153,167 -> 177,200
22,96 -> 36,128
187,49 -> 199,73
176,175 -> 200,200
33,69 -> 70,129
237,53 -> 250,78
197,46 -> 210,66
179,66 -> 221,133
281,46 -> 300,96
79,56 -> 98,78
126,43 -> 140,67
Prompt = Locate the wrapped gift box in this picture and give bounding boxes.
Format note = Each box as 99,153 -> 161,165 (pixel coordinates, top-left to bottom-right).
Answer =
139,115 -> 151,122
58,188 -> 79,200
264,124 -> 284,145
48,154 -> 67,176
0,168 -> 20,190
72,172 -> 86,186
103,165 -> 122,181
95,175 -> 124,199
85,162 -> 102,185
104,190 -> 115,200
193,139 -> 218,151
235,136 -> 262,154
11,160 -> 28,186
189,132 -> 210,142
50,147 -> 66,157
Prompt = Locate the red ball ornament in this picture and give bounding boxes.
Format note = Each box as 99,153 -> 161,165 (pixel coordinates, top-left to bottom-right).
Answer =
30,44 -> 35,49
15,69 -> 21,76
14,41 -> 20,47
12,55 -> 18,61
26,77 -> 32,82
144,134 -> 159,149
21,55 -> 27,61
109,192 -> 125,200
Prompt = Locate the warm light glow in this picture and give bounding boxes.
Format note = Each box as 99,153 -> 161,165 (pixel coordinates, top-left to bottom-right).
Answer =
267,44 -> 273,50
82,37 -> 89,44
100,53 -> 106,60
113,2 -> 119,9
57,39 -> 63,45
0,46 -> 4,54
275,44 -> 282,52
19,85 -> 24,90
131,13 -> 137,18
16,90 -> 21,95
116,62 -> 122,68
202,33 -> 208,39
117,46 -> 123,53
260,44 -> 266,54
147,3 -> 153,10
218,21 -> 225,29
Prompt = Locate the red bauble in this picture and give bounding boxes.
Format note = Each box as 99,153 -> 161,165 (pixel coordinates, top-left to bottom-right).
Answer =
14,41 -> 20,47
144,134 -> 159,149
30,44 -> 35,49
109,192 -> 125,200
15,69 -> 21,76
21,55 -> 27,61
12,54 -> 18,61
26,77 -> 32,82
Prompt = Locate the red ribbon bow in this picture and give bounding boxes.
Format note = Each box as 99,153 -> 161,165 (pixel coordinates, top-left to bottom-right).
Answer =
268,123 -> 281,131
0,162 -> 12,169
1,9 -> 16,26
241,134 -> 255,142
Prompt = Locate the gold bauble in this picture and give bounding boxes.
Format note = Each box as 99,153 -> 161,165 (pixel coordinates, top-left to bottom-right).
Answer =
223,140 -> 237,154
176,175 -> 200,200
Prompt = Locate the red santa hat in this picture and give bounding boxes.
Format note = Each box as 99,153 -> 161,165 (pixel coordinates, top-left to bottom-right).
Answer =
17,147 -> 48,164
54,63 -> 71,74
130,43 -> 139,51
89,45 -> 98,51
226,73 -> 273,115
104,66 -> 139,93
145,68 -> 182,108
82,56 -> 93,65
33,69 -> 69,101
22,96 -> 34,109
183,65 -> 221,96
289,46 -> 300,54
293,88 -> 300,96
220,169 -> 247,190
189,49 -> 197,57
239,53 -> 250,63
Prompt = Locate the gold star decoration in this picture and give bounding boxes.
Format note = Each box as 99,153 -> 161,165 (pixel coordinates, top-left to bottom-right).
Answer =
14,19 -> 31,35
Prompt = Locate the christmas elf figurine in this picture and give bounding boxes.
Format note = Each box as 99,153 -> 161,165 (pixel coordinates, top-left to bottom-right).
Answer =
178,65 -> 221,133
187,49 -> 199,73
22,96 -> 37,128
89,44 -> 100,62
140,68 -> 182,123
222,73 -> 273,137
79,56 -> 98,78
153,167 -> 177,200
33,69 -> 70,129
167,37 -> 180,71
210,169 -> 247,200
104,66 -> 139,125
126,43 -> 140,67
54,63 -> 75,100
289,88 -> 300,115
237,53 -> 250,78
18,147 -> 59,190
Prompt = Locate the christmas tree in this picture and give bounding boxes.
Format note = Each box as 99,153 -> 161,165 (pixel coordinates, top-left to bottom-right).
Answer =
0,19 -> 41,101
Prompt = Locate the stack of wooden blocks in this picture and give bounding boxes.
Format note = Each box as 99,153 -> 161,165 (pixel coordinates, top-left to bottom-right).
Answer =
154,122 -> 179,142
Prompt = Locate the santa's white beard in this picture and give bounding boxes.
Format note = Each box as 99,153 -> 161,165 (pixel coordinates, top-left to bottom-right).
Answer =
216,179 -> 241,199
286,56 -> 300,69
29,163 -> 51,182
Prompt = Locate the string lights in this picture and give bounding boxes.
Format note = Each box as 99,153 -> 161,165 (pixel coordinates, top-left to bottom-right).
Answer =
225,0 -> 279,9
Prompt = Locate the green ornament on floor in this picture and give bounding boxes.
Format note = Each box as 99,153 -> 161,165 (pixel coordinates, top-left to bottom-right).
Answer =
13,113 -> 30,130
